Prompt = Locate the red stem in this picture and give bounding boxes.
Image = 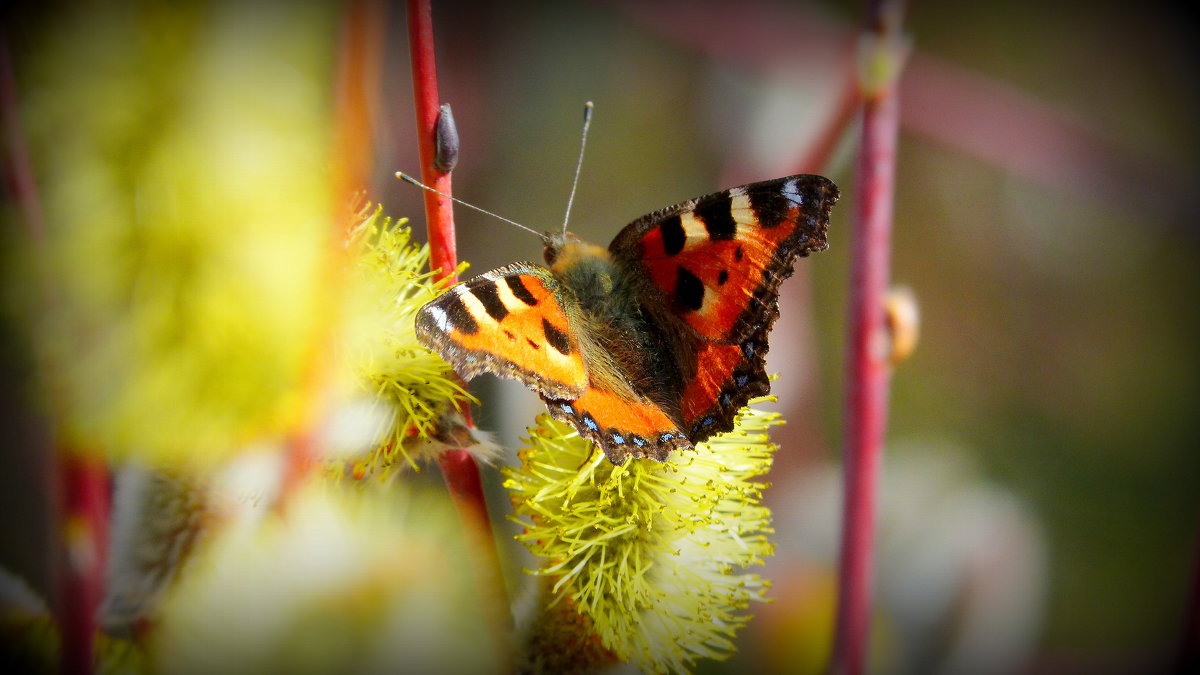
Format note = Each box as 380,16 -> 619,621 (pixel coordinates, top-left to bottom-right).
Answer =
406,0 -> 511,641
3,35 -> 110,675
407,0 -> 458,282
280,0 -> 385,503
831,2 -> 905,674
1,37 -> 45,244
794,67 -> 860,175
56,455 -> 110,675
331,0 -> 384,213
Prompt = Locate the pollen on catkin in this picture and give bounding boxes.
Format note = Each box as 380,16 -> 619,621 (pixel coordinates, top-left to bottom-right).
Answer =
504,399 -> 781,674
332,207 -> 476,478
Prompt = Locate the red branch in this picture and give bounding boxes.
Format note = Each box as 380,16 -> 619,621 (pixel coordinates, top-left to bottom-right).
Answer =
3,35 -> 110,675
794,69 -> 860,175
405,0 -> 511,642
407,0 -> 458,281
1,37 -> 45,244
56,455 -> 110,675
280,0 -> 385,503
831,1 -> 906,674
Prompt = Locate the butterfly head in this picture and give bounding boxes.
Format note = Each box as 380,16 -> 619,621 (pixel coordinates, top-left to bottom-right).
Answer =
542,231 -> 611,275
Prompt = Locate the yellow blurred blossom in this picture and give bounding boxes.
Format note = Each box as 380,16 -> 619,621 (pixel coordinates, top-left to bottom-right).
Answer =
9,1 -> 338,466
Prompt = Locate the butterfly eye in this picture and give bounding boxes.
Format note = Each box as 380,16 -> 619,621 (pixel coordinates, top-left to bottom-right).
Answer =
543,243 -> 558,266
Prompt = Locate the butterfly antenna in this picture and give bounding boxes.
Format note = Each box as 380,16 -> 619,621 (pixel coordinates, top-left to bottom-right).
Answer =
561,101 -> 594,235
395,172 -> 544,239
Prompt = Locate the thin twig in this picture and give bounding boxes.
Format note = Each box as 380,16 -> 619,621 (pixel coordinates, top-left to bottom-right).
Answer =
3,34 -> 110,675
407,0 -> 459,282
794,66 -> 860,175
830,1 -> 907,674
56,455 -> 110,675
406,0 -> 513,649
279,0 -> 386,503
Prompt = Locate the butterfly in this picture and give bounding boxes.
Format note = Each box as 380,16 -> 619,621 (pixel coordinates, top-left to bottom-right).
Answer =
415,175 -> 839,464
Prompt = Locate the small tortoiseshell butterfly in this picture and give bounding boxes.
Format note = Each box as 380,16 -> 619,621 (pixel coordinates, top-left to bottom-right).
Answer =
416,175 -> 839,464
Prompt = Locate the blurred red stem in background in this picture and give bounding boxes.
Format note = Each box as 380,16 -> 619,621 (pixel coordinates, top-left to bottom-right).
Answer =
795,69 -> 860,175
55,456 -> 110,675
1,36 -> 45,244
1178,522 -> 1200,672
3,35 -> 109,675
831,1 -> 906,674
406,0 -> 512,643
280,0 -> 385,503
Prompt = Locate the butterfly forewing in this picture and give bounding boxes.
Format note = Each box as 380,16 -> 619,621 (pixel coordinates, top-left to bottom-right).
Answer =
415,264 -> 588,401
610,175 -> 838,344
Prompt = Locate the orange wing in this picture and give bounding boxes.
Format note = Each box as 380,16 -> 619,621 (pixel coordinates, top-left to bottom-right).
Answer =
610,175 -> 840,441
415,263 -> 588,401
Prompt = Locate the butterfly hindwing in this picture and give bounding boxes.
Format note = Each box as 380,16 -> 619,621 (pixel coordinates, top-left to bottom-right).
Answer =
415,264 -> 588,401
610,175 -> 839,344
677,324 -> 772,439
544,388 -> 689,464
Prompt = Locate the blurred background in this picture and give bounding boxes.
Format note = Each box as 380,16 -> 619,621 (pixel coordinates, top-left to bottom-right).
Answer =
4,0 -> 1198,673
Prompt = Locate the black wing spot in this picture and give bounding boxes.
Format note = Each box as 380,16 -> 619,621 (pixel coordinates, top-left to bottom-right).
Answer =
471,281 -> 508,322
717,269 -> 729,285
526,338 -> 540,350
660,215 -> 686,255
675,266 -> 705,312
505,275 -> 538,306
542,318 -> 572,355
444,294 -> 479,335
735,246 -> 744,261
503,329 -> 516,341
695,193 -> 737,240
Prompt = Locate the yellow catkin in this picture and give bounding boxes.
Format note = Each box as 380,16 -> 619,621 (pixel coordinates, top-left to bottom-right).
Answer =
505,400 -> 781,674
336,208 -> 475,478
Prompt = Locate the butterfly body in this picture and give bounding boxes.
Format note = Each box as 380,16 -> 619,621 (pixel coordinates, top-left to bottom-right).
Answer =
416,175 -> 839,464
